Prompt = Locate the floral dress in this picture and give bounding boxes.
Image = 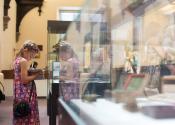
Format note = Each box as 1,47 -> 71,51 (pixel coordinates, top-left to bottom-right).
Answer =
13,57 -> 40,125
60,57 -> 80,101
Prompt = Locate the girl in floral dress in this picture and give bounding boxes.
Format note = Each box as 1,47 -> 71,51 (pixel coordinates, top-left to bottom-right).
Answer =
13,40 -> 41,125
59,42 -> 80,101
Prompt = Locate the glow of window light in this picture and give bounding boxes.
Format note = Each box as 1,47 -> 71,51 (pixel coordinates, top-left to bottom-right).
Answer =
160,4 -> 175,15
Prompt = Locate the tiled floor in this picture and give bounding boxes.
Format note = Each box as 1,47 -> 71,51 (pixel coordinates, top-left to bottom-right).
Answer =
0,97 -> 49,125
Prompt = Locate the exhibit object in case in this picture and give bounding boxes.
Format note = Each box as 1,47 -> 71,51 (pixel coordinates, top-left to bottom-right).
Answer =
52,61 -> 60,84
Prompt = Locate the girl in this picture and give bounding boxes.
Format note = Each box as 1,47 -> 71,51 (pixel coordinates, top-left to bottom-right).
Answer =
59,42 -> 80,101
13,40 -> 41,125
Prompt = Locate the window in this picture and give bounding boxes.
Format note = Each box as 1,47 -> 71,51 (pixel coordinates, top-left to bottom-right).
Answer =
58,7 -> 81,21
58,7 -> 81,39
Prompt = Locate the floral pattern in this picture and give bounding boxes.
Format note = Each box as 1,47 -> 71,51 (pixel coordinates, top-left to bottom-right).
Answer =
60,57 -> 80,101
13,57 -> 40,125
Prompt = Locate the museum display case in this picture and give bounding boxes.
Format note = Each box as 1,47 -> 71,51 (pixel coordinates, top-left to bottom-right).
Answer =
65,0 -> 112,98
46,0 -> 175,125
47,20 -> 71,125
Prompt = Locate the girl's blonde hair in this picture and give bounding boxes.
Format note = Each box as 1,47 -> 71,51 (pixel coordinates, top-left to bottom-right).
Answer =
16,40 -> 39,57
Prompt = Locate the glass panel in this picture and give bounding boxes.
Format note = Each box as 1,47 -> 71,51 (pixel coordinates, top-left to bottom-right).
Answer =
55,0 -> 175,124
109,0 -> 175,108
64,0 -> 111,99
47,29 -> 60,94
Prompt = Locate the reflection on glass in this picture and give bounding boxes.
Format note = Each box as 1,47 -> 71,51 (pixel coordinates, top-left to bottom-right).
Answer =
57,0 -> 175,124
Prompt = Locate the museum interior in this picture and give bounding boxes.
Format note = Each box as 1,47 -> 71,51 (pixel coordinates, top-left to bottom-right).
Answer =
1,0 -> 175,125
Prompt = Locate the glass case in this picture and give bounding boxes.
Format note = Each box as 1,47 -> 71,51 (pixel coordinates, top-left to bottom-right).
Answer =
65,0 -> 112,98
47,20 -> 71,125
57,0 -> 175,125
47,22 -> 59,97
47,20 -> 71,92
64,0 -> 175,99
